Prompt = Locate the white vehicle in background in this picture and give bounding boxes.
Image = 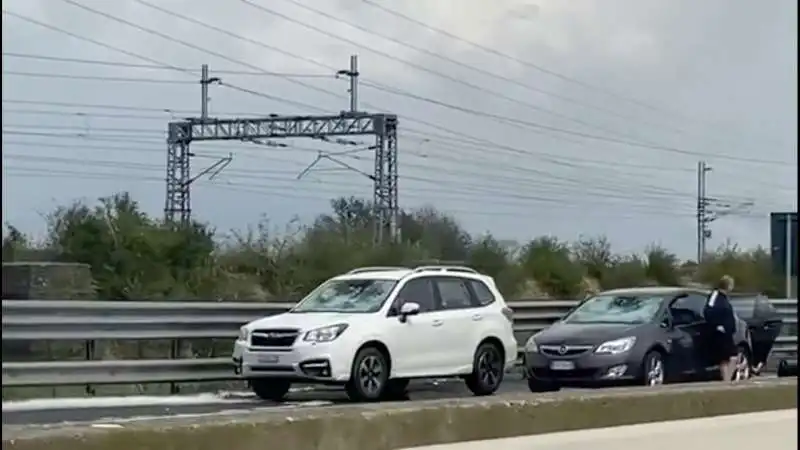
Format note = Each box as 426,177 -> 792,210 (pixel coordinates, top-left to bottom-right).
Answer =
232,265 -> 518,402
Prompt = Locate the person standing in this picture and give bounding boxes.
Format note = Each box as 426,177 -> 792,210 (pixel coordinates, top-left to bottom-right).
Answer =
703,275 -> 738,381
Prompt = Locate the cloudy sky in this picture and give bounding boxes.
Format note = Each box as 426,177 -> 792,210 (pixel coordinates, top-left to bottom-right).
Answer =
2,0 -> 797,257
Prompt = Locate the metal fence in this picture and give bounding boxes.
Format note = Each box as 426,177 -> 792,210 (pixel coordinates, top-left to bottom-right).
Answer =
2,298 -> 797,389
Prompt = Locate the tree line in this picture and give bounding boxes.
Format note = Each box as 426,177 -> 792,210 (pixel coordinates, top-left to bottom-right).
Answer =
1,192 -> 786,301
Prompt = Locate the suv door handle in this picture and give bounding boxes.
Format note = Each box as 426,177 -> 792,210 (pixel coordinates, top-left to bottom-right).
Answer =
431,319 -> 444,327
471,314 -> 483,321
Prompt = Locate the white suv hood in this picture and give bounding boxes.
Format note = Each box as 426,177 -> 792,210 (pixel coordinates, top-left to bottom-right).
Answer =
245,311 -> 363,332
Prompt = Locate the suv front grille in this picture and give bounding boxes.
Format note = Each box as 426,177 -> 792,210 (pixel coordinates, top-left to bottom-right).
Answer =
250,329 -> 300,347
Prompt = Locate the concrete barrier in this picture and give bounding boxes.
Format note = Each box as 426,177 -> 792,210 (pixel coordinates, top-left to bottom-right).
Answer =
3,380 -> 796,450
400,410 -> 798,450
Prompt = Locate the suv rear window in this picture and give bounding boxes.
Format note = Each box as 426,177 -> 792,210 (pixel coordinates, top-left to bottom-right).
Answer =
468,280 -> 496,306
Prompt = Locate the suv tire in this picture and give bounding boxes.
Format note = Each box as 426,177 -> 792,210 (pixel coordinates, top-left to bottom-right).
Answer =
250,378 -> 291,401
346,346 -> 389,402
465,341 -> 505,396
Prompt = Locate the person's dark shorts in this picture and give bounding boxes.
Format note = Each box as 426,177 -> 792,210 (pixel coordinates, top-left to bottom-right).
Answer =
708,331 -> 737,361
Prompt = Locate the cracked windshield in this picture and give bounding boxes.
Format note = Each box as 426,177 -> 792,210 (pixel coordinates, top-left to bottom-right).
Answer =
563,295 -> 664,324
292,279 -> 398,313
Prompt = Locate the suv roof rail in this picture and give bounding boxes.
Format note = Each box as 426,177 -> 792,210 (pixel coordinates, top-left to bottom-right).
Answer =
412,265 -> 479,274
347,266 -> 409,275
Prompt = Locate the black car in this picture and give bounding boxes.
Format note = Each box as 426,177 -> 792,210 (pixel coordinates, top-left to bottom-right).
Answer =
523,287 -> 782,392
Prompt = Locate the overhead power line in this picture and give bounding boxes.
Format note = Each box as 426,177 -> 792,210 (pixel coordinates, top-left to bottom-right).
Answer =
129,0 -> 789,166
1,9 -> 332,114
3,70 -> 196,84
358,0 -> 718,123
275,0 -> 741,149
2,156 -> 698,215
17,0 -> 787,169
3,0 -> 792,214
1,52 -> 336,77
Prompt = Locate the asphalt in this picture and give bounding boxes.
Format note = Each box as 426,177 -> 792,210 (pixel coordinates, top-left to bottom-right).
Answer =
2,375 -> 783,427
1,378 -> 536,426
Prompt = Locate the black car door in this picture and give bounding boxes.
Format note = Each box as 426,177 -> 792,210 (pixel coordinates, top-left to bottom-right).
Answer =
667,294 -> 709,375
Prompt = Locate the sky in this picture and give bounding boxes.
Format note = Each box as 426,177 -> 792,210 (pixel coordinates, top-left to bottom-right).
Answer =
1,0 -> 797,258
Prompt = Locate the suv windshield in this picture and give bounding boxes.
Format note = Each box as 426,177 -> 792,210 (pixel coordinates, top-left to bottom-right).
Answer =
562,294 -> 665,325
291,278 -> 398,313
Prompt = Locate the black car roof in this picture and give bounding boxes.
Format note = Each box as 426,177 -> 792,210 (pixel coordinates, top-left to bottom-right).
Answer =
598,286 -> 709,296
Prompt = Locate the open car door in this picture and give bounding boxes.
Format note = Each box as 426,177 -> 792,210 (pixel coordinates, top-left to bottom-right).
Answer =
729,294 -> 783,367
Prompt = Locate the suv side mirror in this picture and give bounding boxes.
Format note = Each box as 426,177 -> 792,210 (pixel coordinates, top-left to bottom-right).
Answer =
660,316 -> 672,329
399,302 -> 421,322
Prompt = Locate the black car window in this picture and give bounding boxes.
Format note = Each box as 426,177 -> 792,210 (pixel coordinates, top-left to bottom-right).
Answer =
394,278 -> 437,313
468,280 -> 496,306
435,278 -> 474,310
669,294 -> 706,324
675,294 -> 708,315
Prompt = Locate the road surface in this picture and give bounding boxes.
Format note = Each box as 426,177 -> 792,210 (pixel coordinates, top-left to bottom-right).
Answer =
2,378 -> 533,425
1,376 -> 783,426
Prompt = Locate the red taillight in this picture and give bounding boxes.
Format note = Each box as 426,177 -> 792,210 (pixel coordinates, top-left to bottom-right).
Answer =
501,306 -> 514,323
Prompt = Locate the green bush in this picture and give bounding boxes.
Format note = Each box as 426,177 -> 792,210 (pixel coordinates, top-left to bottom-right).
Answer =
1,192 -> 787,300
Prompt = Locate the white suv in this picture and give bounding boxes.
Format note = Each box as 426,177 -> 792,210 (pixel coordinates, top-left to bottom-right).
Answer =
232,265 -> 518,402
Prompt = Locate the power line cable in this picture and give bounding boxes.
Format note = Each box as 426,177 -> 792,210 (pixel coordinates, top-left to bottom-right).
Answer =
3,70 -> 198,84
1,8 -> 329,114
56,0 -> 345,104
358,0 -> 762,132
359,81 -> 788,166
2,160 -> 698,215
5,167 -> 709,221
4,5 -> 778,172
128,0 -> 790,167
6,6 -> 792,211
2,52 -> 336,77
276,0 -> 742,148
236,0 -> 692,149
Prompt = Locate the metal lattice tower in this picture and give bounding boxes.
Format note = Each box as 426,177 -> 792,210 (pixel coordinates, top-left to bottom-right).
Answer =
164,114 -> 400,243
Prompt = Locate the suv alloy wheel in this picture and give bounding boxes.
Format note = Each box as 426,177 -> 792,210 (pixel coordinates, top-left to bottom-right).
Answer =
345,346 -> 389,402
465,342 -> 505,396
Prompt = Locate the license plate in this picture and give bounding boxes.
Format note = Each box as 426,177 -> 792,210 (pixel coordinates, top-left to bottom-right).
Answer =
258,355 -> 280,364
550,360 -> 575,370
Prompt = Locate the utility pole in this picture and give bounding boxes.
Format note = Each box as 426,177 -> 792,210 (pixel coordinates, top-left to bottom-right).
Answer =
337,55 -> 360,113
696,161 -> 713,262
785,212 -> 794,298
200,64 -> 221,122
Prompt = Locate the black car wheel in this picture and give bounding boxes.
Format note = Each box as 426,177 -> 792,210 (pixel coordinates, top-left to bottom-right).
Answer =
733,345 -> 751,381
250,378 -> 291,401
642,351 -> 665,386
465,341 -> 505,396
345,346 -> 389,402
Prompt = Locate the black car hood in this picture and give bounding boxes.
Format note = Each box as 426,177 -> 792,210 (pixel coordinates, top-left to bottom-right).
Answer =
534,322 -> 646,346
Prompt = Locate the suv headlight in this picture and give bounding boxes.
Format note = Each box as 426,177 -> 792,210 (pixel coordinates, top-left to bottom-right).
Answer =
594,337 -> 636,355
238,327 -> 250,342
524,336 -> 539,353
303,324 -> 349,343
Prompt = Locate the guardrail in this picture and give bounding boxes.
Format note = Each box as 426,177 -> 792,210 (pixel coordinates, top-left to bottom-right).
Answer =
2,298 -> 797,390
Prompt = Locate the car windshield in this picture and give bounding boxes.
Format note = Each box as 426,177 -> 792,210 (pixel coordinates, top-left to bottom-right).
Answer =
291,278 -> 398,313
562,294 -> 665,324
